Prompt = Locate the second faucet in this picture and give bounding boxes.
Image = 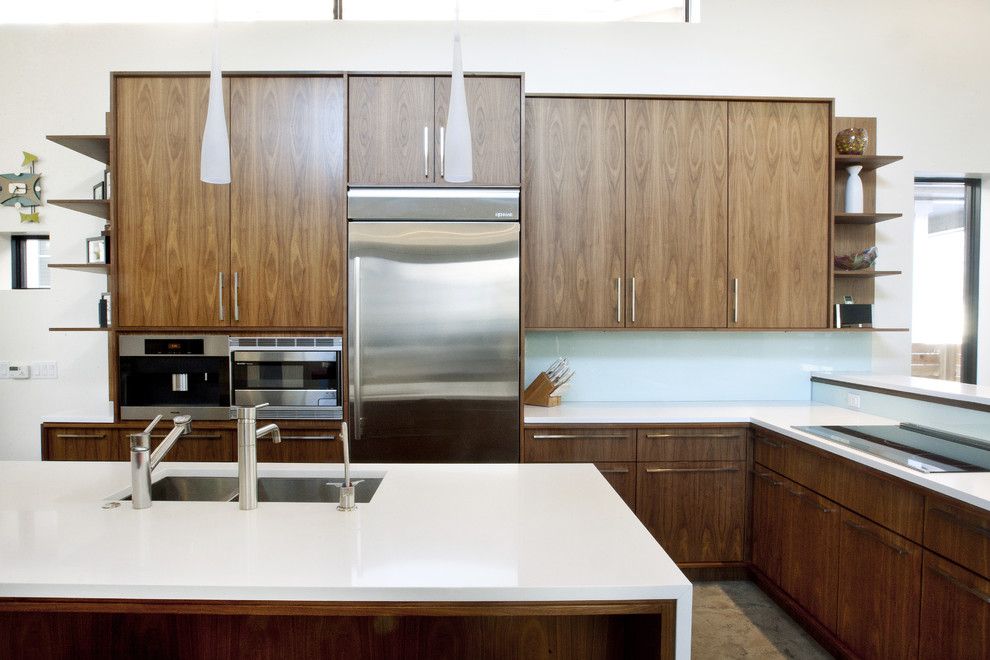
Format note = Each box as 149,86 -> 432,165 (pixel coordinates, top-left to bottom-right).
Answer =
235,402 -> 281,510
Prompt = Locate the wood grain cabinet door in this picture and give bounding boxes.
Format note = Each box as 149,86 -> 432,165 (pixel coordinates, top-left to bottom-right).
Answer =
230,77 -> 346,328
919,551 -> 990,660
727,101 -> 829,328
836,509 -> 921,660
348,76 -> 435,184
524,98 -> 626,328
115,76 -> 231,327
625,99 -> 728,328
637,460 -> 746,564
594,462 -> 637,512
42,427 -> 120,461
435,76 -> 521,186
751,467 -> 785,584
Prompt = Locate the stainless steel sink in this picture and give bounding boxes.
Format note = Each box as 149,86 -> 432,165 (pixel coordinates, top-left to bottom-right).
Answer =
118,475 -> 382,503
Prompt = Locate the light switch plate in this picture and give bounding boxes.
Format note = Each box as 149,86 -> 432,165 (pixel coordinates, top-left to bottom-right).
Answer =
8,363 -> 29,379
30,361 -> 58,379
846,393 -> 862,409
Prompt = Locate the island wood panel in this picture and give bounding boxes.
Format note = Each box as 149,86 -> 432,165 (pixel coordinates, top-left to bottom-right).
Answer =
778,479 -> 840,632
625,99 -> 728,328
230,77 -> 345,327
637,426 -> 746,462
919,551 -> 990,660
348,76 -> 435,184
637,461 -> 746,563
115,76 -> 230,327
0,599 -> 675,660
923,495 -> 990,579
835,509 -> 921,660
434,76 -> 521,186
522,427 -> 636,462
524,98 -> 625,328
727,102 -> 829,328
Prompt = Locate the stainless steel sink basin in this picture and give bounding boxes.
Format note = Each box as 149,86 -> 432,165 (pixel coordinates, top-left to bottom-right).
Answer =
118,475 -> 382,503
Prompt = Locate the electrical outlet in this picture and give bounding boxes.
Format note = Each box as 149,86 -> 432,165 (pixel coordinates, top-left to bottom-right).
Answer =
30,361 -> 58,379
847,393 -> 862,409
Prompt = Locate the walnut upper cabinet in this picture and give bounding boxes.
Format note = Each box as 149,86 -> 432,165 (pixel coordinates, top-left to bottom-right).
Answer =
523,97 -> 626,328
625,99 -> 728,328
114,74 -> 346,329
116,76 -> 231,327
727,101 -> 830,328
348,75 -> 521,186
230,76 -> 346,328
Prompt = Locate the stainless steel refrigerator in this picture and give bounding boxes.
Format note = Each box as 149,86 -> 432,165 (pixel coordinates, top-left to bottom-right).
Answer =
347,188 -> 520,463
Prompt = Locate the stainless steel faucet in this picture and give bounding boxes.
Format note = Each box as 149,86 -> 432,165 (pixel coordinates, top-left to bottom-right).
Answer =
337,421 -> 356,511
235,403 -> 281,510
129,414 -> 193,509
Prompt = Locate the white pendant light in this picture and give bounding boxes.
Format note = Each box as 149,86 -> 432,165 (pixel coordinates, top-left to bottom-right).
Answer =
200,19 -> 230,185
443,2 -> 473,183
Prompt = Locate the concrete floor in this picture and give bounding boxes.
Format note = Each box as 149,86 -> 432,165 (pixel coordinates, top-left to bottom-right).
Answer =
692,582 -> 832,659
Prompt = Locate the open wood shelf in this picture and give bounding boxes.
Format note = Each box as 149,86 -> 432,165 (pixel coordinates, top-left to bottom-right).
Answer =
834,270 -> 902,278
48,199 -> 110,220
47,263 -> 108,272
834,212 -> 902,225
48,327 -> 110,332
46,135 -> 110,164
834,154 -> 902,171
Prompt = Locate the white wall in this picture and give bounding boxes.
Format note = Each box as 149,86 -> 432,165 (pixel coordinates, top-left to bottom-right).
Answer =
2,0 -> 989,457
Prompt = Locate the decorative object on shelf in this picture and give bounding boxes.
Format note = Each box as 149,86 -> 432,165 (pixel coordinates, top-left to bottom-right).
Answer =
835,127 -> 869,155
523,358 -> 573,407
834,300 -> 874,328
844,164 -> 864,213
1,151 -> 42,223
92,181 -> 106,200
200,12 -> 230,185
443,0 -> 473,183
834,245 -> 878,270
98,292 -> 111,328
86,236 -> 108,264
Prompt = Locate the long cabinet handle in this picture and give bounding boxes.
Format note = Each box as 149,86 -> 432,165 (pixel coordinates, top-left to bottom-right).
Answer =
929,506 -> 990,540
732,278 -> 739,324
423,125 -> 430,178
233,272 -> 240,322
56,433 -> 107,439
616,278 -> 623,324
929,564 -> 990,604
631,277 -> 637,324
645,432 -> 741,439
279,435 -> 337,441
757,435 -> 785,449
531,434 -> 629,440
150,433 -> 223,441
784,487 -> 837,513
439,125 -> 446,178
218,272 -> 225,321
645,467 -> 740,474
597,467 -> 630,474
753,470 -> 783,486
843,519 -> 910,557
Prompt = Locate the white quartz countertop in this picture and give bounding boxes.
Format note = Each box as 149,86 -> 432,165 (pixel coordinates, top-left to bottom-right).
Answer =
812,372 -> 990,409
0,462 -> 691,637
526,401 -> 990,512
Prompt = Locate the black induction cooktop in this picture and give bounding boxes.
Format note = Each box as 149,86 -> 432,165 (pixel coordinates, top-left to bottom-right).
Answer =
794,423 -> 990,474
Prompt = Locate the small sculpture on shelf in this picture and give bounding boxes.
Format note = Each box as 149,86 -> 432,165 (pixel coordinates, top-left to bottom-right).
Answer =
836,127 -> 869,155
834,245 -> 878,271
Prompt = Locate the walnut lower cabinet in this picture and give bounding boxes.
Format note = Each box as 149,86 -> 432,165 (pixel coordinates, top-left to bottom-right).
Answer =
919,551 -> 990,660
42,427 -> 120,461
636,461 -> 746,564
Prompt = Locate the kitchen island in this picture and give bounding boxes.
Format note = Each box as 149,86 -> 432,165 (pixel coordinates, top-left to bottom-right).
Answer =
0,461 -> 691,659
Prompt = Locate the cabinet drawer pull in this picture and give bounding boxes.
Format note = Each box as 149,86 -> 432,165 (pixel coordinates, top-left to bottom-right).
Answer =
753,470 -> 783,486
930,506 -> 990,540
151,433 -> 223,441
597,468 -> 629,474
785,487 -> 836,513
843,520 -> 910,557
645,467 -> 740,474
531,434 -> 628,440
929,565 -> 990,604
644,432 -> 740,439
279,435 -> 337,441
56,433 -> 106,439
757,435 -> 785,449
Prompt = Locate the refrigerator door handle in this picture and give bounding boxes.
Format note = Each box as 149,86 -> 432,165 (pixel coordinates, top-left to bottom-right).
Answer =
351,256 -> 362,441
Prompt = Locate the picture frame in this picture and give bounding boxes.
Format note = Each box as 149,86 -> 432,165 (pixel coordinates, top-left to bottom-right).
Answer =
86,236 -> 107,264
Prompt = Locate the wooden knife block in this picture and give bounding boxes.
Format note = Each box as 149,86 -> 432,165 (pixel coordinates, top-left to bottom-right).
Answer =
523,372 -> 561,407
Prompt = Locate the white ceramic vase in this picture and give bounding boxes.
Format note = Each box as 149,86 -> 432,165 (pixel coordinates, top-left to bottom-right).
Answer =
844,165 -> 864,213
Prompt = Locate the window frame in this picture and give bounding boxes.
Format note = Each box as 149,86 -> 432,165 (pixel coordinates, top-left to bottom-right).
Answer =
10,234 -> 51,290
